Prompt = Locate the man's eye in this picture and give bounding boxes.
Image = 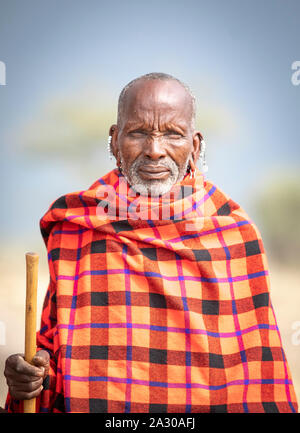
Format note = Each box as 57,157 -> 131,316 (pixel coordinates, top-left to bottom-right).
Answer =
165,131 -> 182,138
129,131 -> 146,137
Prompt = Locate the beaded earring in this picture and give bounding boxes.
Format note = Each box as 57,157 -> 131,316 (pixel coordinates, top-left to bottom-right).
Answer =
200,140 -> 208,173
107,136 -> 114,160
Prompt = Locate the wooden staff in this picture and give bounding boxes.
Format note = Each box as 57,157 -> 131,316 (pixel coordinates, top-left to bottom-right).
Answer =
24,252 -> 39,413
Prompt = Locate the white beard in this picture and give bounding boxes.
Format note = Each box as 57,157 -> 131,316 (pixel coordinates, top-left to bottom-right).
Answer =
121,155 -> 189,197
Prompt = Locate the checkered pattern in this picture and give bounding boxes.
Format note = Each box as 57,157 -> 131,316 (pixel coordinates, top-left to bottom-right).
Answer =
6,168 -> 298,413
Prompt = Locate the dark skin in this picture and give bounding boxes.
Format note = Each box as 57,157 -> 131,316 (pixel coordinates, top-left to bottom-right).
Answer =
4,78 -> 204,402
4,351 -> 49,400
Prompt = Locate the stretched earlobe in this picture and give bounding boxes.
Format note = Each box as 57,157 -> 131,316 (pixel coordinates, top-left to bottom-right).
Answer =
187,157 -> 196,179
117,157 -> 122,173
189,158 -> 196,172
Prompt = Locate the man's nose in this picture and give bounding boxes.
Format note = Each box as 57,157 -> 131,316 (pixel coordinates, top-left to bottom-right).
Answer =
143,136 -> 167,160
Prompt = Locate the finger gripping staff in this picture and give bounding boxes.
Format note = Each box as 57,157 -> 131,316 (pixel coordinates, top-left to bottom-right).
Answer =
24,252 -> 39,413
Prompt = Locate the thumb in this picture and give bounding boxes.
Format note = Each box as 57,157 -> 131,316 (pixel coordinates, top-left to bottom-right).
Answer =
32,350 -> 50,377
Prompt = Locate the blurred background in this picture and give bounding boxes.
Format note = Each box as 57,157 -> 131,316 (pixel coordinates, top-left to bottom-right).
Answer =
0,0 -> 299,410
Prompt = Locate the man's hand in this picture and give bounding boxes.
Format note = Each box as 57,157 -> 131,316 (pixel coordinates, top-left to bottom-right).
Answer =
4,350 -> 50,400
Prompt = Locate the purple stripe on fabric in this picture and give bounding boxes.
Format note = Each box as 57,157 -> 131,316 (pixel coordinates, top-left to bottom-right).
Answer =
172,184 -> 216,220
143,220 -> 250,245
56,268 -> 268,283
63,374 -> 292,390
57,322 -> 278,338
174,220 -> 250,242
40,407 -> 50,413
78,191 -> 95,230
97,177 -> 107,186
96,173 -> 130,207
97,171 -> 123,187
53,228 -> 89,235
39,325 -> 48,335
211,215 -> 249,412
175,252 -> 192,411
148,220 -> 163,241
112,174 -> 131,206
116,191 -> 132,206
64,207 -> 84,412
65,214 -> 85,222
115,173 -> 135,206
122,244 -> 132,413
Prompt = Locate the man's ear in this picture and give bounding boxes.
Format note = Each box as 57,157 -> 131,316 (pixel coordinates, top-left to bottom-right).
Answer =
109,124 -> 119,162
190,131 -> 203,169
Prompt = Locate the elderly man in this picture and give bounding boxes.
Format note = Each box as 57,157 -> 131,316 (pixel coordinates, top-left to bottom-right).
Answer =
4,73 -> 298,413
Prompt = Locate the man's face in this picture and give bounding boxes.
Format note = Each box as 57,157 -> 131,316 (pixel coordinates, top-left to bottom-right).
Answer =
111,79 -> 200,196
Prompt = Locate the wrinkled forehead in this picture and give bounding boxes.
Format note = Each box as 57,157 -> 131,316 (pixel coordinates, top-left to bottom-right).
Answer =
121,80 -> 193,126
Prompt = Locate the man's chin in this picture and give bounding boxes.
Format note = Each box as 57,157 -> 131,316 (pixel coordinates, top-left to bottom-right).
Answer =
130,179 -> 175,197
124,164 -> 187,197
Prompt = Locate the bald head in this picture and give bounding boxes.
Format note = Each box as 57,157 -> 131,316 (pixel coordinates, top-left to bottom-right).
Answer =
117,72 -> 196,129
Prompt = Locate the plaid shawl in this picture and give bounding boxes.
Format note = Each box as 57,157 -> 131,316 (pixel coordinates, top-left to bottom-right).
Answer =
6,168 -> 298,413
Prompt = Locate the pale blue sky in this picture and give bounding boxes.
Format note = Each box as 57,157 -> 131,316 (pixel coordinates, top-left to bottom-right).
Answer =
0,0 -> 299,243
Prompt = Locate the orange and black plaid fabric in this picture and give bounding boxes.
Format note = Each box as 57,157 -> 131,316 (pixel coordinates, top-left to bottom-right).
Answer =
6,168 -> 298,412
